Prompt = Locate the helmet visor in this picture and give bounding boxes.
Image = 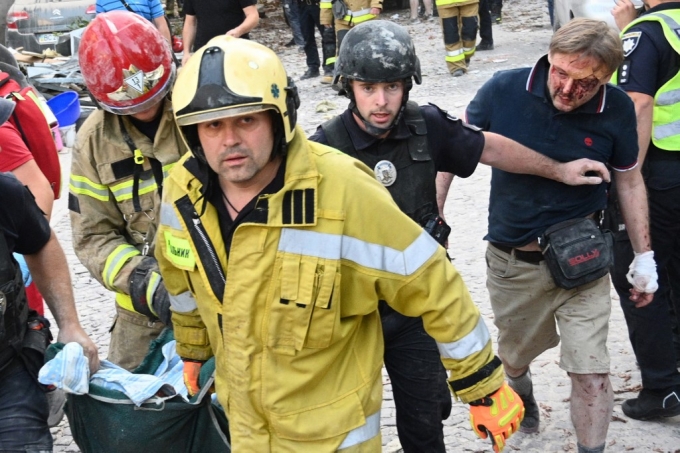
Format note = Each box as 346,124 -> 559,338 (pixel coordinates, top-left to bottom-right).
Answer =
176,103 -> 276,127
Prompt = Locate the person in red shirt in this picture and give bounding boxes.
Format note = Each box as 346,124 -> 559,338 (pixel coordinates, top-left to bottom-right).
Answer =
0,120 -> 55,315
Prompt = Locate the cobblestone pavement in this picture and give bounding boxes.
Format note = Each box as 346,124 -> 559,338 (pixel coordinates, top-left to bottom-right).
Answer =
46,0 -> 679,451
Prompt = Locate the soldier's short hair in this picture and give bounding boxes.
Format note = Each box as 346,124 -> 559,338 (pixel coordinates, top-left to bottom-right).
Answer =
549,18 -> 624,77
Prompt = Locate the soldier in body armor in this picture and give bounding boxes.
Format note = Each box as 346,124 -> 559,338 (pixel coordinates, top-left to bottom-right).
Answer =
309,20 -> 614,452
0,98 -> 99,452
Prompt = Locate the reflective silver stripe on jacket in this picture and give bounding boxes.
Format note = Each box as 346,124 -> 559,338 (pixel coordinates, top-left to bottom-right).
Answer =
168,291 -> 198,313
103,244 -> 141,289
347,7 -> 371,16
110,175 -> 157,202
654,120 -> 680,140
278,229 -> 439,276
160,202 -> 183,230
656,88 -> 680,106
436,317 -> 490,360
338,411 -> 381,450
446,48 -> 465,57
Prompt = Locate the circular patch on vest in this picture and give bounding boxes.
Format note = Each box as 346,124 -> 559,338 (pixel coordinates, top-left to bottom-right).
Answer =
374,160 -> 397,187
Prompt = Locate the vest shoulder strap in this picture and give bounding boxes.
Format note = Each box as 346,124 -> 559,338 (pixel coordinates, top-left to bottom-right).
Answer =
402,100 -> 427,135
402,102 -> 431,162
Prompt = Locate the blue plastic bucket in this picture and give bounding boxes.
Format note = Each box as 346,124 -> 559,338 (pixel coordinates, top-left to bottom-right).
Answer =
47,91 -> 80,127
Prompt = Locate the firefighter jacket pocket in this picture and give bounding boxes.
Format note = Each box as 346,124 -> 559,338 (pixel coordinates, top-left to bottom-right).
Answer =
270,389 -> 365,441
267,253 -> 340,355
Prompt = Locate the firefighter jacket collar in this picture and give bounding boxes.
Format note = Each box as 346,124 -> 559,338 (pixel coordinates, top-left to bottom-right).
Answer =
526,55 -> 608,114
175,124 -> 322,228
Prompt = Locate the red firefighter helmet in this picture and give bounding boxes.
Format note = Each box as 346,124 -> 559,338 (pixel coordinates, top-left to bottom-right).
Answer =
79,11 -> 175,115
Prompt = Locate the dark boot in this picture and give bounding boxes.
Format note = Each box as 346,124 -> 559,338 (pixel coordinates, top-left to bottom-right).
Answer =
300,68 -> 320,80
507,369 -> 540,434
490,0 -> 502,23
477,40 -> 494,51
622,388 -> 680,420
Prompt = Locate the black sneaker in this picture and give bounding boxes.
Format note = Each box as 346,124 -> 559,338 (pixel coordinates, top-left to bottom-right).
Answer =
477,40 -> 494,51
622,389 -> 680,420
300,68 -> 320,80
284,38 -> 296,47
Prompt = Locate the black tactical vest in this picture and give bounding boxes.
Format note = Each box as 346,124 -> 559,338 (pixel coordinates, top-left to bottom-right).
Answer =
0,233 -> 29,364
321,101 -> 438,223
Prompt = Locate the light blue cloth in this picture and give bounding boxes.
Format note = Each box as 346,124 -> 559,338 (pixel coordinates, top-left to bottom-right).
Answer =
38,342 -> 90,394
39,340 -> 189,406
13,253 -> 31,286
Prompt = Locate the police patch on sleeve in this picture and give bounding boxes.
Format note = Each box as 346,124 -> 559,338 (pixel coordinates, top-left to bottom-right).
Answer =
621,32 -> 641,57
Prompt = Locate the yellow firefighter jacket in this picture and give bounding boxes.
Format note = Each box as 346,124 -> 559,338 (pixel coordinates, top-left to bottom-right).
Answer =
156,127 -> 503,451
69,99 -> 187,313
320,0 -> 382,26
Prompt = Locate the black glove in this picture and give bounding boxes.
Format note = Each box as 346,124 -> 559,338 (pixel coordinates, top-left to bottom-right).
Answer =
128,256 -> 173,326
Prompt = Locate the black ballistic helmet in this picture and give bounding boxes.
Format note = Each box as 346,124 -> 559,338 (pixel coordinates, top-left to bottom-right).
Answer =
334,20 -> 422,136
333,20 -> 422,87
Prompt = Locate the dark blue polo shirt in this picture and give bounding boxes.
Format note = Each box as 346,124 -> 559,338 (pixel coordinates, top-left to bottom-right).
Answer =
466,55 -> 639,247
618,2 -> 680,190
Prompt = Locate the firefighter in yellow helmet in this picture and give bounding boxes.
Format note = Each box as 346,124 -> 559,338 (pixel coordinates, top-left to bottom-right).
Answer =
157,35 -> 523,452
69,11 -> 187,370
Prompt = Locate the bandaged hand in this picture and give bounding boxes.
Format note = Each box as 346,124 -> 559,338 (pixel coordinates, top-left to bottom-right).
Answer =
626,251 -> 658,294
469,382 -> 524,452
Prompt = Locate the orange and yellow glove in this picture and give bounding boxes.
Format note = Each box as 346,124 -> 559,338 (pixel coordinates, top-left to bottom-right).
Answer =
469,382 -> 525,452
183,360 -> 203,397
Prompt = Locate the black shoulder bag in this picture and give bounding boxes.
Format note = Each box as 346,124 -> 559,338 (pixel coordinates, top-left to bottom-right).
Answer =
538,218 -> 614,290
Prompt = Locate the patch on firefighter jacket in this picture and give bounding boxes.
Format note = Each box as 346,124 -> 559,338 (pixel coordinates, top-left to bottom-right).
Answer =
164,231 -> 196,270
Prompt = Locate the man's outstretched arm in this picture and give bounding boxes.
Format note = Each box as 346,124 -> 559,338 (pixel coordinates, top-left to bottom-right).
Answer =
481,132 -> 611,185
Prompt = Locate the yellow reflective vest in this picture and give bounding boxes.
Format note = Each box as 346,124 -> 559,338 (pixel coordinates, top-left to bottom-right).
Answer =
156,127 -> 503,450
69,99 -> 187,312
617,10 -> 680,150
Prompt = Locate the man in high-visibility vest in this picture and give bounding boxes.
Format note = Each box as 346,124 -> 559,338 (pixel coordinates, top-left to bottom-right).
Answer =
609,0 -> 680,421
